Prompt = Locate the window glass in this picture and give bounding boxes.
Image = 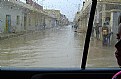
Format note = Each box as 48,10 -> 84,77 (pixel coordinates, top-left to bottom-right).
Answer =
87,0 -> 121,68
17,15 -> 20,25
0,0 -> 92,68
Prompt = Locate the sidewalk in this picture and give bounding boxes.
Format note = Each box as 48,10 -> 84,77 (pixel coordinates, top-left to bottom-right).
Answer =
0,27 -> 55,40
0,32 -> 25,40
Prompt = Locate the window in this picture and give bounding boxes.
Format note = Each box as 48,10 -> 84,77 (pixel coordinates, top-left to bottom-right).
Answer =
16,15 -> 20,25
0,0 -> 120,69
29,17 -> 31,26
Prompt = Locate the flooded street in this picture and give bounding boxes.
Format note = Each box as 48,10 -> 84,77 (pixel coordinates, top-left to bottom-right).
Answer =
88,38 -> 118,68
0,25 -> 118,68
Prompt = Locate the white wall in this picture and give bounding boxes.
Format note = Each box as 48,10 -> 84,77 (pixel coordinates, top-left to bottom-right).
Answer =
0,1 -> 56,33
0,4 -> 24,33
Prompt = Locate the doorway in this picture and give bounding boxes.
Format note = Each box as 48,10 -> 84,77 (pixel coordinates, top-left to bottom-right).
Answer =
6,15 -> 11,33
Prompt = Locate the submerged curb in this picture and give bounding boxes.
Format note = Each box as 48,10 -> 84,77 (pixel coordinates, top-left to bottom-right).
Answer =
0,32 -> 25,40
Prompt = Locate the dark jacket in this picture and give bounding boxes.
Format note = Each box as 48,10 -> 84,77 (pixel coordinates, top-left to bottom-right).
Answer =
115,23 -> 121,67
115,39 -> 121,67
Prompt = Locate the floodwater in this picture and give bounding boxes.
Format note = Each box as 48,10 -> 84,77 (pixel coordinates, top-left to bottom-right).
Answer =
0,25 -> 118,68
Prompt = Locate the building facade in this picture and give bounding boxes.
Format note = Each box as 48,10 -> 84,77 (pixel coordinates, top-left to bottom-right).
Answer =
95,0 -> 121,44
75,0 -> 121,45
0,0 -> 60,33
60,14 -> 69,26
44,9 -> 69,27
0,0 -> 24,33
74,0 -> 92,33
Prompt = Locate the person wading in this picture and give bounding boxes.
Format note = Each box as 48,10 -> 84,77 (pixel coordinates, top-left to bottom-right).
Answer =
102,23 -> 109,45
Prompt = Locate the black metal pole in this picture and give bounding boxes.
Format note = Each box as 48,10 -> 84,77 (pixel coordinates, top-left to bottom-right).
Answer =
81,0 -> 97,69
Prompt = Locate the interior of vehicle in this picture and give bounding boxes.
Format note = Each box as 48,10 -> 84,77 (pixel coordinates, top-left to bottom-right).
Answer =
1,0 -> 121,79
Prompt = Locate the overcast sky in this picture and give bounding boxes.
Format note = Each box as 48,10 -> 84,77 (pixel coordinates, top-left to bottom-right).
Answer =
20,0 -> 84,22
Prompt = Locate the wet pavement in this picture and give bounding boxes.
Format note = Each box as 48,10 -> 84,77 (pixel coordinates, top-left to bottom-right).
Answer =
0,25 -> 119,68
88,38 -> 118,68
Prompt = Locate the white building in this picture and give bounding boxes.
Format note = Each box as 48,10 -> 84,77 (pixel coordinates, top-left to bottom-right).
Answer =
74,0 -> 92,33
0,0 -> 24,33
0,0 -> 57,33
75,0 -> 121,44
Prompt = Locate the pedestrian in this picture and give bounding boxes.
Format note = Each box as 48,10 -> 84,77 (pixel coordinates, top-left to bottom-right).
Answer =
0,20 -> 2,33
91,27 -> 94,37
43,23 -> 46,29
74,22 -> 78,32
102,23 -> 109,45
107,32 -> 113,45
115,22 -> 121,67
95,23 -> 99,39
72,23 -> 74,28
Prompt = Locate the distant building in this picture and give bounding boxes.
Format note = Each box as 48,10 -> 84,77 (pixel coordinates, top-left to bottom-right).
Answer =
60,14 -> 69,26
26,0 -> 43,10
44,9 -> 61,21
44,9 -> 69,26
74,0 -> 91,33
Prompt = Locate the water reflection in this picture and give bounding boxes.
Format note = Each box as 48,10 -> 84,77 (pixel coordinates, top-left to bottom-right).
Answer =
0,25 -> 84,68
0,25 -> 118,68
87,38 -> 118,67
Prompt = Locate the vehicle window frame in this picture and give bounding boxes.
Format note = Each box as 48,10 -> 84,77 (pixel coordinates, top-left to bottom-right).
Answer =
1,0 -> 121,79
1,1 -> 121,78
